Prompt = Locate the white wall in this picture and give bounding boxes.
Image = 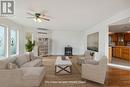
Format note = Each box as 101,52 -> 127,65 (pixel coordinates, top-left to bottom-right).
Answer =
83,8 -> 130,57
51,30 -> 83,55
0,18 -> 84,56
1,8 -> 130,57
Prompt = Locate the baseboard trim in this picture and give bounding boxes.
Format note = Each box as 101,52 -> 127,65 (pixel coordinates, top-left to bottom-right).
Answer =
50,55 -> 82,56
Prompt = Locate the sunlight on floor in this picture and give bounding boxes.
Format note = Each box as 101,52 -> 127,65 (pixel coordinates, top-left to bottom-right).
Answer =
108,63 -> 130,70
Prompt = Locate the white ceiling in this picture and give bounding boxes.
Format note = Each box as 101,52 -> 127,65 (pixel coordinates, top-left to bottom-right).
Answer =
109,24 -> 130,33
109,17 -> 130,32
111,17 -> 130,25
7,0 -> 130,30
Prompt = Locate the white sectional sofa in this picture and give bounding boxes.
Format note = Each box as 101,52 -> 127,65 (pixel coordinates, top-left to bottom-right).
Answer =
0,52 -> 45,87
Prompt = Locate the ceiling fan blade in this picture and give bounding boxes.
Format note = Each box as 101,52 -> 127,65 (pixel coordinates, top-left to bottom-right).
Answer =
41,14 -> 51,18
41,18 -> 50,21
26,12 -> 34,16
41,14 -> 46,17
26,17 -> 35,18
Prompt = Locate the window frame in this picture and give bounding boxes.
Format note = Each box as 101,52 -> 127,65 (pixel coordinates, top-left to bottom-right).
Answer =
0,25 -> 7,58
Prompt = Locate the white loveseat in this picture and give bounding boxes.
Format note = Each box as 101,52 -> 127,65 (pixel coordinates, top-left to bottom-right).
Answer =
0,52 -> 45,87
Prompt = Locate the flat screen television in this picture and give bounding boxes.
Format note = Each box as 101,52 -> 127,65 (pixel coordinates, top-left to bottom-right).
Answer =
87,32 -> 99,52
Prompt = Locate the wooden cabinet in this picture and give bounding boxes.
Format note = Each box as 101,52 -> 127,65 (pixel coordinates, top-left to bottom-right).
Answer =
112,47 -> 116,57
116,33 -> 124,46
109,47 -> 112,63
111,34 -> 118,42
111,32 -> 130,61
110,33 -> 130,45
121,48 -> 130,60
124,33 -> 130,42
112,47 -> 121,58
112,47 -> 130,61
116,47 -> 122,58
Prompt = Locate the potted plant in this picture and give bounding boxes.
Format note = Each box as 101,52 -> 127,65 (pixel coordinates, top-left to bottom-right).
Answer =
25,39 -> 35,60
25,39 -> 35,52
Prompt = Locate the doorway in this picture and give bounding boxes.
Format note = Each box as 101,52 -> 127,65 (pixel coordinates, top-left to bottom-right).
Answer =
108,17 -> 130,67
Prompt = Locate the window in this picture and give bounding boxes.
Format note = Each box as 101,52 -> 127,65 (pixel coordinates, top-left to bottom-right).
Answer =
10,29 -> 17,55
0,25 -> 18,58
0,26 -> 5,57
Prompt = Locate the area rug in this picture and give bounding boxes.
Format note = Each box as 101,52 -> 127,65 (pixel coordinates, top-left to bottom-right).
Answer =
40,56 -> 87,87
43,81 -> 86,87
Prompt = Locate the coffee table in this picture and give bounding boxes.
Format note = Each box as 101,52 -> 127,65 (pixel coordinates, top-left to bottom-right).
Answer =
55,56 -> 72,74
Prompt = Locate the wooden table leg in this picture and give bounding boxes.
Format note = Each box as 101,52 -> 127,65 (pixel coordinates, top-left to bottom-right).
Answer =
70,65 -> 72,74
55,66 -> 57,75
55,65 -> 72,74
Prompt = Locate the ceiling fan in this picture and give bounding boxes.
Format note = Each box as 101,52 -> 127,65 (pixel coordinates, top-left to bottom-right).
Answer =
26,12 -> 50,22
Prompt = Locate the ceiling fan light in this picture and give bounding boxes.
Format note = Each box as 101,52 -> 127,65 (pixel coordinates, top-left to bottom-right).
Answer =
33,18 -> 37,22
37,18 -> 42,22
33,18 -> 42,22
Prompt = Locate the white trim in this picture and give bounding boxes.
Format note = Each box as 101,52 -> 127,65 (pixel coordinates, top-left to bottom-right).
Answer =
16,29 -> 19,55
7,26 -> 9,57
0,25 -> 7,57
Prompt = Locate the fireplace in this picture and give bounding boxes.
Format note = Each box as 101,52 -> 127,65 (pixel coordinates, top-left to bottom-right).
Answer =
64,46 -> 73,56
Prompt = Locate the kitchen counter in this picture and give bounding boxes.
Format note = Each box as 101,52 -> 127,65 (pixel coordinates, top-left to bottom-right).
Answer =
110,46 -> 130,48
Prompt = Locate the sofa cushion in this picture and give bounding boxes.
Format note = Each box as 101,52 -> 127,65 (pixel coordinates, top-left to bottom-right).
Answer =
84,50 -> 94,61
7,63 -> 18,69
21,67 -> 45,80
21,59 -> 42,67
0,61 -> 8,69
30,52 -> 35,60
16,55 -> 29,66
84,50 -> 90,57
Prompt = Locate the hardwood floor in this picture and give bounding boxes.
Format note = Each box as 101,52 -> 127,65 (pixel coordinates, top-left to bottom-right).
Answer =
105,67 -> 130,87
42,56 -> 130,87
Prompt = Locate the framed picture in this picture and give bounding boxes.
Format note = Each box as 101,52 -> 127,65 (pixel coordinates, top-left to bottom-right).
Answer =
87,32 -> 99,52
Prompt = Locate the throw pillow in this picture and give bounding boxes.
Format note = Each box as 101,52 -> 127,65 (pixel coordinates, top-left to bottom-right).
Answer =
16,55 -> 28,67
24,52 -> 31,62
84,50 -> 94,60
84,50 -> 90,57
7,63 -> 18,69
84,54 -> 93,61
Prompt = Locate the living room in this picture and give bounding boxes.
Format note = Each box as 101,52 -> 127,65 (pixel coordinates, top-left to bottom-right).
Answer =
0,0 -> 130,87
